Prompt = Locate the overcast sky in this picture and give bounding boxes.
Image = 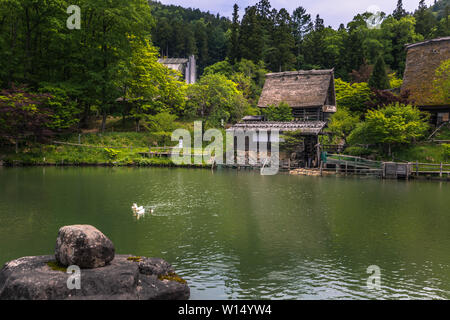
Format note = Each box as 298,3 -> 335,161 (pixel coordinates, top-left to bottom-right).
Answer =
158,0 -> 436,28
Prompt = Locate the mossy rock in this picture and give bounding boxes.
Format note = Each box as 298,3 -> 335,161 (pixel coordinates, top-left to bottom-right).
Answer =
127,256 -> 142,262
158,272 -> 187,284
47,261 -> 67,272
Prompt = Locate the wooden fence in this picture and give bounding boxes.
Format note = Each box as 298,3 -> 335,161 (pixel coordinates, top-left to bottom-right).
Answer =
410,161 -> 450,178
321,154 -> 450,179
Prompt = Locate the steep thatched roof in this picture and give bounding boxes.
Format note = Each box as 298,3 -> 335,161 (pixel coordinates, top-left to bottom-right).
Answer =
227,121 -> 327,135
402,37 -> 450,106
257,70 -> 336,108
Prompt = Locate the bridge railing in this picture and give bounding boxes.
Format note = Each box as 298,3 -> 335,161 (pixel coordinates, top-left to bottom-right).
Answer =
326,154 -> 383,169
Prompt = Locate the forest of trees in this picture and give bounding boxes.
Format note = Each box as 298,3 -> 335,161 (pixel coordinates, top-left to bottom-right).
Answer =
0,0 -> 449,146
150,0 -> 449,79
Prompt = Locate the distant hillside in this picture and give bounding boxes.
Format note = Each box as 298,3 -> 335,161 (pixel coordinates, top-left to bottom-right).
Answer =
431,0 -> 450,19
148,1 -> 230,73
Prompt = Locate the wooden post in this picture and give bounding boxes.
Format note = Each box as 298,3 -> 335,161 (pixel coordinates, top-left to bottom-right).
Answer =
337,154 -> 341,174
288,158 -> 291,171
320,161 -> 323,176
78,134 -> 81,144
440,162 -> 443,178
416,160 -> 419,177
316,139 -> 321,169
406,163 -> 410,181
345,161 -> 348,176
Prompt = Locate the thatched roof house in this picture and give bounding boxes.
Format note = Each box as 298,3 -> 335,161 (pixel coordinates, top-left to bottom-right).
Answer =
226,69 -> 338,168
401,37 -> 450,124
257,69 -> 336,121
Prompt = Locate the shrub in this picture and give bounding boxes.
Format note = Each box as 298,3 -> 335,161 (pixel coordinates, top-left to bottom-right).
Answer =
347,103 -> 430,155
262,102 -> 294,121
104,148 -> 120,159
334,78 -> 373,114
326,108 -> 360,143
443,144 -> 450,160
344,146 -> 373,157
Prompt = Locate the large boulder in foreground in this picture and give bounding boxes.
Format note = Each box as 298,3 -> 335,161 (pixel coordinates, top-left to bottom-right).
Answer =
55,225 -> 115,269
0,255 -> 189,300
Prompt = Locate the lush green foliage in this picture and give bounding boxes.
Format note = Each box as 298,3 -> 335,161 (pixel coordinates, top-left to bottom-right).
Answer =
281,131 -> 305,155
185,74 -> 249,126
388,73 -> 403,89
343,146 -> 373,157
203,59 -> 268,106
369,56 -> 390,90
122,38 -> 186,131
432,59 -> 450,104
149,1 -> 230,73
143,112 -> 179,145
334,79 -> 373,114
443,144 -> 450,160
326,108 -> 360,143
0,0 -> 448,159
0,86 -> 77,142
348,103 -> 430,154
222,0 -> 448,78
262,102 -> 294,121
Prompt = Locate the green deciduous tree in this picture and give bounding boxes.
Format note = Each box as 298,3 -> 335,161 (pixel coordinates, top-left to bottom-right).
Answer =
185,74 -> 249,125
124,38 -> 186,131
432,59 -> 450,105
335,78 -> 373,114
327,108 -> 360,144
261,102 -> 294,121
348,103 -> 430,155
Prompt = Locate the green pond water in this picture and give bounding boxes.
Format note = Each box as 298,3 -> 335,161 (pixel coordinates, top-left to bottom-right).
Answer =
0,166 -> 449,300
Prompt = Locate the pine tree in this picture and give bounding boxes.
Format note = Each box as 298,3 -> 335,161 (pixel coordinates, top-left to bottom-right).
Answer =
269,8 -> 296,72
229,4 -> 240,63
256,0 -> 272,19
292,6 -> 312,45
369,56 -> 391,90
414,0 -> 438,38
393,0 -> 407,20
314,14 -> 324,31
239,6 -> 265,63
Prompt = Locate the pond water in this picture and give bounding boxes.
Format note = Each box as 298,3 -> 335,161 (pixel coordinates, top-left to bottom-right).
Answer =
0,166 -> 449,300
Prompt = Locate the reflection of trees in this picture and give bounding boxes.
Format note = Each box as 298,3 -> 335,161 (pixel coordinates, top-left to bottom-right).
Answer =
2,168 -> 450,298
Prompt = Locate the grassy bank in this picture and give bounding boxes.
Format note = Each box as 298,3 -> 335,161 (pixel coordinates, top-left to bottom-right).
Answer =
0,132 -> 209,167
342,125 -> 450,164
391,125 -> 450,163
2,124 -> 449,167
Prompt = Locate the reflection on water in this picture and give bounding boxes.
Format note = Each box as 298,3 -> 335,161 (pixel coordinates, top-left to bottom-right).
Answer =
0,167 -> 450,300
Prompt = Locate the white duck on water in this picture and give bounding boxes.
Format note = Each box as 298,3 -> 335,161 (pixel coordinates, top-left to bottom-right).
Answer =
132,203 -> 154,215
132,203 -> 145,215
